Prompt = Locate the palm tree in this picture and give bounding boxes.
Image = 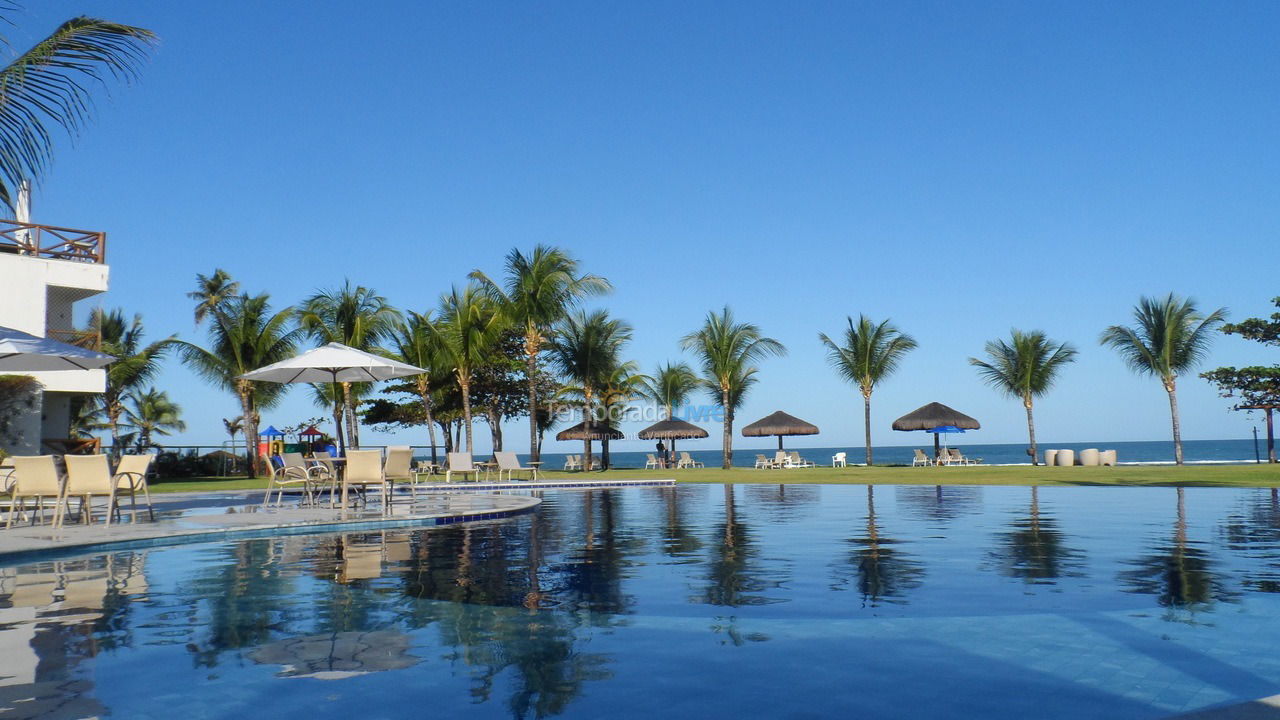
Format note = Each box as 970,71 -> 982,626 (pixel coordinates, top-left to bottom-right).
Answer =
188,269 -> 240,326
596,361 -> 647,470
969,329 -> 1077,466
389,310 -> 448,464
296,281 -> 399,448
177,294 -> 300,476
123,387 -> 185,450
471,245 -> 611,463
1100,294 -> 1227,465
640,361 -> 700,420
681,307 -> 785,469
88,308 -> 174,459
0,12 -> 156,208
437,284 -> 506,455
818,315 -> 917,465
549,309 -> 632,471
222,415 -> 243,450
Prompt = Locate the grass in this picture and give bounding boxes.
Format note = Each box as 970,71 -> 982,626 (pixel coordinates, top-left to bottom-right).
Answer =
153,462 -> 1280,493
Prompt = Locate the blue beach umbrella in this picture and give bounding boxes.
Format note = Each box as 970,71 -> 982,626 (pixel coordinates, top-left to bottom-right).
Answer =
928,426 -> 965,455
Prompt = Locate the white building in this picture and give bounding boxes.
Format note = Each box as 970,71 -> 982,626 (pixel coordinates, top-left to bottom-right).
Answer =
0,218 -> 108,455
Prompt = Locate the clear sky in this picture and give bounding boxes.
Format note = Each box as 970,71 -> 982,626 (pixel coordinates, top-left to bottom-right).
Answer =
19,1 -> 1280,454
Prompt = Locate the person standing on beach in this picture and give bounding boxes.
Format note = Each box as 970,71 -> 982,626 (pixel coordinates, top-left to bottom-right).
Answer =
656,440 -> 667,467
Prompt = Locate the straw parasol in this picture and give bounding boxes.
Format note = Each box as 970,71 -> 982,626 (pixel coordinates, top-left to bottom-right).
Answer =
891,402 -> 980,460
638,418 -> 708,457
555,421 -> 624,441
742,410 -> 820,451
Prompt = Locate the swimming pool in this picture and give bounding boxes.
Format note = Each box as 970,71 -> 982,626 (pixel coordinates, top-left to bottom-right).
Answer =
3,483 -> 1279,719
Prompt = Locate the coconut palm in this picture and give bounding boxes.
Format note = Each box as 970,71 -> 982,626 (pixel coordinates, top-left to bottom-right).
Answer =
123,387 -> 185,450
818,315 -> 917,466
188,269 -> 240,326
222,415 -> 243,451
437,284 -> 506,455
471,245 -> 611,463
1100,294 -> 1227,465
0,12 -> 156,208
969,329 -> 1077,466
548,309 -> 633,471
87,308 -> 174,459
681,307 -> 785,469
296,281 -> 399,448
640,361 -> 700,420
177,294 -> 300,476
389,310 -> 448,464
596,361 -> 647,470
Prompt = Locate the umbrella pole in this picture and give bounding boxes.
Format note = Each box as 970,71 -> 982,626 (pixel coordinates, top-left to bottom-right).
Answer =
778,435 -> 783,452
934,433 -> 941,465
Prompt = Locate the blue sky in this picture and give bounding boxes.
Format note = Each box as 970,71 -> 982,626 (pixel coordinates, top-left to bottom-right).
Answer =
19,1 -> 1280,453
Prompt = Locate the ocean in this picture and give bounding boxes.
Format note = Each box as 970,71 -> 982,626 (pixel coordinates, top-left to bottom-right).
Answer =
507,438 -> 1271,469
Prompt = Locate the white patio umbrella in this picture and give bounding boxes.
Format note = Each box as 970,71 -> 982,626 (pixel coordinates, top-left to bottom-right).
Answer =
0,325 -> 114,371
239,343 -> 426,451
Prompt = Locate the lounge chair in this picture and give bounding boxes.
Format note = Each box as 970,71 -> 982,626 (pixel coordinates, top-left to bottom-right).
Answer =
385,446 -> 414,500
494,451 -> 534,481
677,452 -> 704,469
262,452 -> 314,508
645,453 -> 661,470
309,451 -> 339,501
6,456 -> 63,528
832,451 -> 847,468
912,449 -> 933,467
564,454 -> 582,471
113,454 -> 156,522
944,448 -> 980,466
342,449 -> 393,514
62,454 -> 126,527
446,452 -> 478,483
774,450 -> 789,468
754,453 -> 775,469
787,451 -> 815,468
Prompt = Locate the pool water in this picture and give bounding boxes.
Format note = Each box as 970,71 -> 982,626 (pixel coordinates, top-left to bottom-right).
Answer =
4,484 -> 1280,719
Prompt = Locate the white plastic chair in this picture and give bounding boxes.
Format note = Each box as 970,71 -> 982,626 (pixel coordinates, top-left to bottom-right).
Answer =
832,451 -> 847,468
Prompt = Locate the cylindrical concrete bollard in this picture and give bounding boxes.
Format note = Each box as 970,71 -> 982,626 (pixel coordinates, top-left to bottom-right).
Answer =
1100,450 -> 1117,466
1079,448 -> 1101,466
1056,449 -> 1075,467
1044,449 -> 1058,466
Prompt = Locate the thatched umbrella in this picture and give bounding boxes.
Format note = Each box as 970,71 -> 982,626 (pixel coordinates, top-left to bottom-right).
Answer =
891,402 -> 981,461
555,421 -> 624,441
638,418 -> 708,460
742,410 -> 819,451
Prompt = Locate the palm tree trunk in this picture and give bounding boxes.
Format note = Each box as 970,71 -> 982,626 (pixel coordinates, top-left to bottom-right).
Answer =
331,387 -> 346,455
460,374 -> 474,455
417,378 -> 439,465
486,403 -> 503,451
342,382 -> 359,449
721,389 -> 733,470
1164,377 -> 1183,465
1266,407 -> 1276,464
237,383 -> 259,477
862,389 -> 873,466
108,405 -> 122,462
582,395 -> 593,472
526,350 -> 540,463
1024,396 -> 1038,466
603,435 -> 611,470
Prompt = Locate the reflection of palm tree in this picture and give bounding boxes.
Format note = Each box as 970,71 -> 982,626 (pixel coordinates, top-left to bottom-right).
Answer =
989,487 -> 1084,582
704,485 -> 782,606
832,486 -> 924,606
1119,488 -> 1235,609
1219,488 -> 1280,593
660,486 -> 702,557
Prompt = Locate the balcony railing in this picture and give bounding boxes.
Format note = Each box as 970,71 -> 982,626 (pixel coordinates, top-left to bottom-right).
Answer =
0,219 -> 106,263
47,328 -> 101,351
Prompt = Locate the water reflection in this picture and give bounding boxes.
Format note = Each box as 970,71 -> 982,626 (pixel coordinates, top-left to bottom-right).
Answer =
831,486 -> 924,606
988,486 -> 1085,583
4,485 -> 1280,718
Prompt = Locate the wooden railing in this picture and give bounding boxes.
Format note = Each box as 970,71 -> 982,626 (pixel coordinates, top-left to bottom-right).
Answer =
47,328 -> 101,351
0,219 -> 106,263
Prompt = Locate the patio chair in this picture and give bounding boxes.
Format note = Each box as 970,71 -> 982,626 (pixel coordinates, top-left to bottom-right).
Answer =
832,451 -> 847,468
446,452 -> 478,483
945,448 -> 978,466
342,449 -> 393,515
61,454 -> 122,527
309,451 -> 339,501
114,454 -> 156,522
6,456 -> 63,528
787,451 -> 815,468
774,450 -> 789,468
911,449 -> 933,467
645,453 -> 661,470
494,451 -> 533,481
564,454 -> 582,471
384,446 -> 415,502
754,453 -> 774,469
261,452 -> 314,508
677,452 -> 704,469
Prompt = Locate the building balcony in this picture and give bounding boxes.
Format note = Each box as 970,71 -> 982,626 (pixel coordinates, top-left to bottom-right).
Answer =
46,328 -> 101,351
0,219 -> 105,264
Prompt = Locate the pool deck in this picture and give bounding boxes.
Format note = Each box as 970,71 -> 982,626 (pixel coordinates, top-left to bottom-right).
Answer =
0,477 -> 675,562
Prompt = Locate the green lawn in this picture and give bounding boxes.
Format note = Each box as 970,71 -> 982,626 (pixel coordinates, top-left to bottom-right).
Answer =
154,463 -> 1280,493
